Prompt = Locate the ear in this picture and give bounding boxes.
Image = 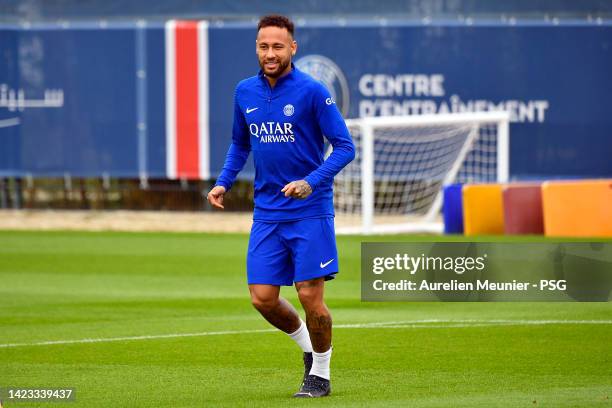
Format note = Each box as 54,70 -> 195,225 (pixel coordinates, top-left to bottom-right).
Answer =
291,40 -> 297,56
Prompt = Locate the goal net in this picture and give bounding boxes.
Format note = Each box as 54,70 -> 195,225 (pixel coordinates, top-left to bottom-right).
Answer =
332,112 -> 510,234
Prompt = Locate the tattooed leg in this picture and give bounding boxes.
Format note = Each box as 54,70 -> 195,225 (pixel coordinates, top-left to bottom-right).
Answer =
249,284 -> 301,334
295,278 -> 332,352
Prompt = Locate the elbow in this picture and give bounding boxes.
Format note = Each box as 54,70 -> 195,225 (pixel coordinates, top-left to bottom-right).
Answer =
343,142 -> 356,164
348,143 -> 356,163
335,143 -> 355,167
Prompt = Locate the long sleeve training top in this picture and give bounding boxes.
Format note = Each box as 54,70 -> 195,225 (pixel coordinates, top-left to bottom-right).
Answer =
215,65 -> 355,222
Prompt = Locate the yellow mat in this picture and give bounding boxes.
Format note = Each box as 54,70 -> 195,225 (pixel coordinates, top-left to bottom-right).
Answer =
463,184 -> 504,235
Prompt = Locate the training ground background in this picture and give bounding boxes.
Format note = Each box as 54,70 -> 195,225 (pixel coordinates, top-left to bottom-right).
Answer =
0,228 -> 610,407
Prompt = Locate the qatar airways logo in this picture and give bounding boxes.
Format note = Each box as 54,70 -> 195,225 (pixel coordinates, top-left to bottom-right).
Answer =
249,121 -> 295,143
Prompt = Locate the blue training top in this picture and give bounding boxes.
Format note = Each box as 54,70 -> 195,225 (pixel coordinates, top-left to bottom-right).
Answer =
215,65 -> 355,222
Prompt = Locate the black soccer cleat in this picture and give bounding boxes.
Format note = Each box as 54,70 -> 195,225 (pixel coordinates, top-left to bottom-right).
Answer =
302,352 -> 313,383
293,374 -> 331,398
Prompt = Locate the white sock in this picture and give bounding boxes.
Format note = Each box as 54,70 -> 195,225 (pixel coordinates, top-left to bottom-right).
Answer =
309,347 -> 332,380
287,320 -> 313,353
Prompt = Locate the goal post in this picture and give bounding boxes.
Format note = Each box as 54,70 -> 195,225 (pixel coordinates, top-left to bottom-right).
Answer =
333,112 -> 510,234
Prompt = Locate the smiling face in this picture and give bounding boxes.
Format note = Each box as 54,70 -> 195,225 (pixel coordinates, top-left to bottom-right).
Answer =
256,25 -> 297,82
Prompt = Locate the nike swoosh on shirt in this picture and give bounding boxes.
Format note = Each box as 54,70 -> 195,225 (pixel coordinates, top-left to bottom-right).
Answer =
246,107 -> 258,114
320,259 -> 334,268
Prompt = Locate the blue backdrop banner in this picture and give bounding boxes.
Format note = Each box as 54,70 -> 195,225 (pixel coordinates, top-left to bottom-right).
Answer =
1,20 -> 611,180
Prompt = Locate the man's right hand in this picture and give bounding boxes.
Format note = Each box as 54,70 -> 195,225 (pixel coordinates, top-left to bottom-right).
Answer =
207,185 -> 226,209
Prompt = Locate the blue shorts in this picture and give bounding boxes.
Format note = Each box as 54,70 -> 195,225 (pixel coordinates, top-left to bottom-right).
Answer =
247,216 -> 339,286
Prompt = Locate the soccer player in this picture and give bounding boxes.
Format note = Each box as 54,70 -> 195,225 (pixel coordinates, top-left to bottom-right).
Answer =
206,14 -> 355,398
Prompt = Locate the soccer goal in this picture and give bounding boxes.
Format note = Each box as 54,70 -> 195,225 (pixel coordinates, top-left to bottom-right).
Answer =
332,111 -> 510,234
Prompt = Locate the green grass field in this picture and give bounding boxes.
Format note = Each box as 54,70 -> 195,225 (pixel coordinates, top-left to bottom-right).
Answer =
1,230 -> 611,407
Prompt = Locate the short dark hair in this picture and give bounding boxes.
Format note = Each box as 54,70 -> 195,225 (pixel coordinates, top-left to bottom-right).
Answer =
257,14 -> 294,37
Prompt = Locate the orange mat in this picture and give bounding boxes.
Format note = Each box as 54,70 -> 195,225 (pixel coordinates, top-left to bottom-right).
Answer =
542,179 -> 612,237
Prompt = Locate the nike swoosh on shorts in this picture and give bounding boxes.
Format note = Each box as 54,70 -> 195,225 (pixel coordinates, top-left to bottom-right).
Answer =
320,259 -> 334,268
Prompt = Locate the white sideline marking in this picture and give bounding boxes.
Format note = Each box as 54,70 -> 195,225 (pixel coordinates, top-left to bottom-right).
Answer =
1,320 -> 610,349
0,329 -> 275,349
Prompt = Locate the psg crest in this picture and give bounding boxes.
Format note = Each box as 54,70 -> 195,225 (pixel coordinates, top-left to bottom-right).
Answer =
283,104 -> 295,116
295,54 -> 350,116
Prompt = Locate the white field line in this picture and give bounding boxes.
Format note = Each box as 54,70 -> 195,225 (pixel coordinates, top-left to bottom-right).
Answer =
1,319 -> 611,349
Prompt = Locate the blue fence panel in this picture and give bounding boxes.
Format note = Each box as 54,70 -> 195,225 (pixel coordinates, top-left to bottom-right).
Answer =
0,28 -> 20,176
1,20 -> 611,180
208,21 -> 612,180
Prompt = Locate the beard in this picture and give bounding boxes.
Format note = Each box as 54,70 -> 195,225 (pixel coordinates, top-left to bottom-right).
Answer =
259,57 -> 291,78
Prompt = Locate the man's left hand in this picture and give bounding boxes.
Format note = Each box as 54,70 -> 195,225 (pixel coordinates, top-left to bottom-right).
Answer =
281,180 -> 313,199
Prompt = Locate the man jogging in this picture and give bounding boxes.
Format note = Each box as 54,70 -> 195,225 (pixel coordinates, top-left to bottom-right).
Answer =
207,14 -> 355,398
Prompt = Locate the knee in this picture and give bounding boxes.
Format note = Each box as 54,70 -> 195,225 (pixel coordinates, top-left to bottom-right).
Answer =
250,293 -> 278,313
297,288 -> 323,311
